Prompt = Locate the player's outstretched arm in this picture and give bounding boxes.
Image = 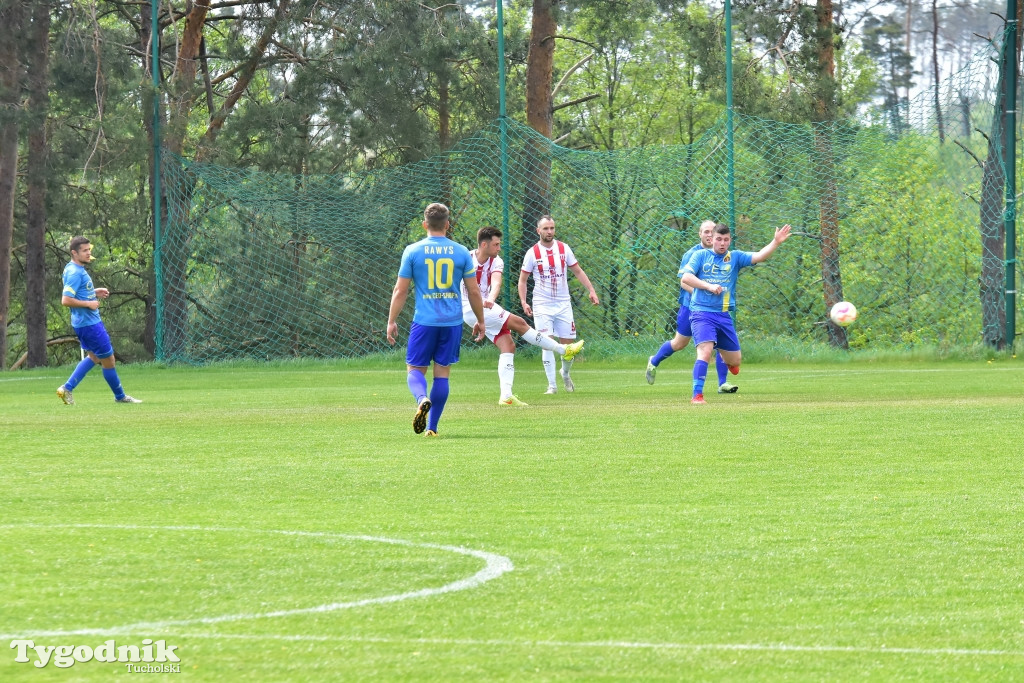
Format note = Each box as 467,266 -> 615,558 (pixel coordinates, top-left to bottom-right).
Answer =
386,277 -> 410,344
751,224 -> 792,264
569,263 -> 600,305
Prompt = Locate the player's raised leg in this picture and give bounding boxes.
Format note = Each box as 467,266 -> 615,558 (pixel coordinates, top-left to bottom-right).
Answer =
717,352 -> 738,393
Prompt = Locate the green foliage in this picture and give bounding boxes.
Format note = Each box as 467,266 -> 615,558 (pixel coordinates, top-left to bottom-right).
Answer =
3,0 -> 1021,369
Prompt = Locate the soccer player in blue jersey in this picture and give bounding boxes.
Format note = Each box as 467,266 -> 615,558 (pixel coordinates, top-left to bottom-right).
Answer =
645,219 -> 737,393
387,203 -> 485,436
681,222 -> 792,404
56,237 -> 141,405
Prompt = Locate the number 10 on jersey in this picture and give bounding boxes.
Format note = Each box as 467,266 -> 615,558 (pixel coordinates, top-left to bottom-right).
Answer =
425,257 -> 455,289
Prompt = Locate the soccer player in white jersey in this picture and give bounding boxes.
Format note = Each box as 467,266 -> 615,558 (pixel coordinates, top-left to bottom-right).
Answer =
517,215 -> 600,394
463,226 -> 585,406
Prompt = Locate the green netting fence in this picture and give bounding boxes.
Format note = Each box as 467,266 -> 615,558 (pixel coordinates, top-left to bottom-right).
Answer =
159,44 -> 1021,363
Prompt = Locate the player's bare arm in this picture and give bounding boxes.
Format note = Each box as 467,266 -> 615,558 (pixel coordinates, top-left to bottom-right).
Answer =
61,295 -> 100,310
386,277 -> 411,344
484,271 -> 503,309
464,275 -> 486,341
751,224 -> 792,264
568,263 -> 600,305
517,270 -> 532,317
682,272 -> 723,295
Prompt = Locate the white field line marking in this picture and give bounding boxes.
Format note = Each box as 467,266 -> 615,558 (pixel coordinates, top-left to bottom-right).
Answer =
34,631 -> 1024,660
0,524 -> 513,639
0,376 -> 62,383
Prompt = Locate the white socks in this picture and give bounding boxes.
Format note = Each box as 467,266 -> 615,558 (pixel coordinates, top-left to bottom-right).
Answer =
542,349 -> 557,387
523,327 -> 564,353
498,353 -> 515,399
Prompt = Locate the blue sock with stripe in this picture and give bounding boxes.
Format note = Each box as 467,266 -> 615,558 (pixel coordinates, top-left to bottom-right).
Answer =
692,360 -> 708,397
427,378 -> 449,433
64,358 -> 95,390
650,340 -> 675,366
102,367 -> 126,400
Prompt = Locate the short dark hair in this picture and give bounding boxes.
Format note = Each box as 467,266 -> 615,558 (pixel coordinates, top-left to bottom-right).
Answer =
477,226 -> 502,244
537,215 -> 554,227
424,203 -> 450,230
69,236 -> 91,253
714,223 -> 730,235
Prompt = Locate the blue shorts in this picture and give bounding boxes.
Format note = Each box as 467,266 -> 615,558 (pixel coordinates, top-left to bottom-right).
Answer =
74,322 -> 115,359
406,322 -> 463,368
689,311 -> 740,352
675,306 -> 693,337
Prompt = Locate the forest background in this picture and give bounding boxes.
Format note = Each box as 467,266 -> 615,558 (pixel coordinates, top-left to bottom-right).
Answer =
0,0 -> 1009,368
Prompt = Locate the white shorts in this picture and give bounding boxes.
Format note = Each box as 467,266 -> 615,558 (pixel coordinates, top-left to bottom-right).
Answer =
532,300 -> 576,340
464,303 -> 512,342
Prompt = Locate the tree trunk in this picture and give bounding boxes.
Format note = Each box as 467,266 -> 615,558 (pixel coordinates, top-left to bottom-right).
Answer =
140,0 -> 158,357
159,0 -> 211,359
931,0 -> 944,144
978,22 -> 1013,348
438,76 -> 453,210
522,0 -> 556,253
25,0 -> 50,368
0,1 -> 23,369
157,0 -> 291,360
814,0 -> 847,349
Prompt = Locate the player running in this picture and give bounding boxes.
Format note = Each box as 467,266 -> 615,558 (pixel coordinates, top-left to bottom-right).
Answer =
645,219 -> 738,393
681,222 -> 792,404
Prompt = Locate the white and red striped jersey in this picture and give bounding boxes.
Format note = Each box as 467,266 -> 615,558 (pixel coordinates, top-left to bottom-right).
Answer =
520,240 -> 577,306
461,249 -> 504,305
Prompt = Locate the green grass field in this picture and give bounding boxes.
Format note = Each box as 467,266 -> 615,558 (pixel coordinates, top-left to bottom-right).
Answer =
2,354 -> 1023,680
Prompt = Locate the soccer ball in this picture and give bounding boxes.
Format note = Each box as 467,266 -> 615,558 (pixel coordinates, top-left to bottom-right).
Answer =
830,301 -> 858,327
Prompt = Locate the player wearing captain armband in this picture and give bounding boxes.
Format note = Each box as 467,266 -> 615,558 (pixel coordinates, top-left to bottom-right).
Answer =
461,226 -> 585,407
681,222 -> 791,404
517,215 -> 600,395
387,203 -> 485,437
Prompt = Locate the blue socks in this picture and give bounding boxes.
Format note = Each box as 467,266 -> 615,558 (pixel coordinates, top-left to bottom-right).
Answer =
650,340 -> 675,367
102,367 -> 126,400
407,370 -> 428,403
692,359 -> 708,396
427,378 -> 450,433
715,353 -> 729,386
408,371 -> 451,433
64,358 -> 96,390
65,359 -> 127,401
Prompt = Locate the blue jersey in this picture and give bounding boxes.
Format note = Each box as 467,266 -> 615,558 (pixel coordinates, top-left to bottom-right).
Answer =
683,249 -> 755,312
676,242 -> 705,307
398,236 -> 475,326
62,261 -> 102,328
